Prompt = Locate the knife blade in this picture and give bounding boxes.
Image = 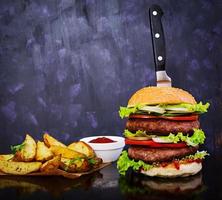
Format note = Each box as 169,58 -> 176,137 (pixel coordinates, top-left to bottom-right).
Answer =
149,5 -> 172,87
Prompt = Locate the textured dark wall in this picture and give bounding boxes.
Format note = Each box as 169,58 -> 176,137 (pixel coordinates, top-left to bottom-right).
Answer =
0,0 -> 222,153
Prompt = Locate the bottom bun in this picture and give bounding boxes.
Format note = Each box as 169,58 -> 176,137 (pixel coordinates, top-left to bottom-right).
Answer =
140,162 -> 202,178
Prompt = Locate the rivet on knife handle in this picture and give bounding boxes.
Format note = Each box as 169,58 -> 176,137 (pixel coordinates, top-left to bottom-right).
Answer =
149,4 -> 165,71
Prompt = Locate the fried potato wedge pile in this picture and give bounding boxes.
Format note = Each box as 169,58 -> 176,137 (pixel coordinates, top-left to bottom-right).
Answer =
0,133 -> 102,175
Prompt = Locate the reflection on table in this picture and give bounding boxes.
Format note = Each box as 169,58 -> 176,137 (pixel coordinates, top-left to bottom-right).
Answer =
119,171 -> 206,200
0,171 -> 103,198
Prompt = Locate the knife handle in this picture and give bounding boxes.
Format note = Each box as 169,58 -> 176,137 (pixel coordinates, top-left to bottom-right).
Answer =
149,5 -> 166,71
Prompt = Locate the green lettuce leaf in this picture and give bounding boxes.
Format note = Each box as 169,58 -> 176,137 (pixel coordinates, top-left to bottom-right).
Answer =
163,102 -> 210,114
119,102 -> 210,118
183,151 -> 209,160
124,129 -> 151,138
117,151 -> 153,176
154,129 -> 206,147
153,133 -> 181,143
124,129 -> 205,147
117,150 -> 209,176
119,105 -> 141,119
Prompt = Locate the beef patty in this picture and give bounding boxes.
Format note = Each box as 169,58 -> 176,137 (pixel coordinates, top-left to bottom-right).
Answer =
126,118 -> 200,135
128,146 -> 198,163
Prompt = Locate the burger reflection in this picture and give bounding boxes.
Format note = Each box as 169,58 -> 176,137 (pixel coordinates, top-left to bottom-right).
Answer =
0,171 -> 103,197
119,170 -> 206,200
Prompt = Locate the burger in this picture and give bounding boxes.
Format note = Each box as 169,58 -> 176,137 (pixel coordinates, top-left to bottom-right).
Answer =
117,87 -> 210,178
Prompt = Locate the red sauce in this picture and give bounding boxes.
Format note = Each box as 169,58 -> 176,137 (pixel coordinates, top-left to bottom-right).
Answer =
173,160 -> 180,170
89,137 -> 117,143
184,158 -> 202,164
161,162 -> 168,168
195,159 -> 202,163
160,159 -> 202,170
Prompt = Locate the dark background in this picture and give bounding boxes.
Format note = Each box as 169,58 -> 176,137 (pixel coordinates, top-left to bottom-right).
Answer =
0,0 -> 222,154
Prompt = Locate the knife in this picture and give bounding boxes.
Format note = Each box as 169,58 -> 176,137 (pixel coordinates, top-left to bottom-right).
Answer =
149,5 -> 172,87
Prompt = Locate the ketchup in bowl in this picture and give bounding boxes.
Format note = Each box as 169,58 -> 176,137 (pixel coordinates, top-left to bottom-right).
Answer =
81,136 -> 125,162
89,137 -> 117,143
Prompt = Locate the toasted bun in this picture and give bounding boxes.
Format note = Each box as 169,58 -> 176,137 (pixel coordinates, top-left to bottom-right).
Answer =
140,162 -> 202,178
127,87 -> 196,107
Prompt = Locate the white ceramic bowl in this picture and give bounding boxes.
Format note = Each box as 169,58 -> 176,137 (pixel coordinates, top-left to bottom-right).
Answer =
80,136 -> 125,163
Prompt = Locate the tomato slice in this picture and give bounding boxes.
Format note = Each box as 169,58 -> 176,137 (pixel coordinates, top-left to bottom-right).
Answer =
129,114 -> 198,121
125,138 -> 187,148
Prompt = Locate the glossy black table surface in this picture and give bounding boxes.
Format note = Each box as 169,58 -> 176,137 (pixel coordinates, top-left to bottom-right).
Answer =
0,154 -> 221,200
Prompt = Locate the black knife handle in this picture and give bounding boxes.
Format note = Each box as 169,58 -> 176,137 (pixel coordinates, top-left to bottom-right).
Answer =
149,5 -> 166,71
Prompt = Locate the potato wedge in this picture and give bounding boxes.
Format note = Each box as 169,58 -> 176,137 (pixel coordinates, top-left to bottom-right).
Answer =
50,146 -> 85,159
13,134 -> 36,162
36,141 -> 53,161
68,141 -> 95,158
43,133 -> 66,148
40,155 -> 61,172
0,154 -> 14,161
60,157 -> 90,173
0,160 -> 42,175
